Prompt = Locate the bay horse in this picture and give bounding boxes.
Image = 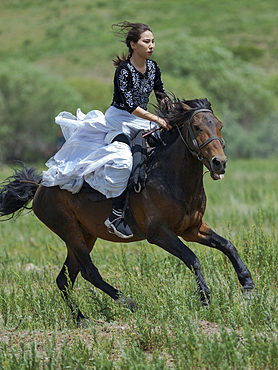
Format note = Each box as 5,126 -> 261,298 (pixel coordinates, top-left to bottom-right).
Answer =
0,97 -> 255,325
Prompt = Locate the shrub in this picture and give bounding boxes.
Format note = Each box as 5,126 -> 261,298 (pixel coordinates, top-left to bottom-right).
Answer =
156,34 -> 275,130
65,77 -> 113,113
219,109 -> 278,158
0,59 -> 83,162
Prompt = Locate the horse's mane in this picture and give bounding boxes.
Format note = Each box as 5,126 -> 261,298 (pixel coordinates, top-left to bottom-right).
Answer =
156,96 -> 213,146
158,96 -> 212,125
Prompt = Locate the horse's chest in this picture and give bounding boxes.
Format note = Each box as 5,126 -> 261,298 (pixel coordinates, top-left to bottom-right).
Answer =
163,191 -> 206,233
179,209 -> 203,230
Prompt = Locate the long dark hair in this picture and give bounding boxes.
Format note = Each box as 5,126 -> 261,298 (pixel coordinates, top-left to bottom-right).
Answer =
112,21 -> 152,67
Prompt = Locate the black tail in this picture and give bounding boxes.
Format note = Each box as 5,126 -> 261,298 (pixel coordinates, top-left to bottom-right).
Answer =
0,163 -> 42,220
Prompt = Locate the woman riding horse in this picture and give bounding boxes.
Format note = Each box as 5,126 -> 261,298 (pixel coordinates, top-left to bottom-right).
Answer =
42,22 -> 172,239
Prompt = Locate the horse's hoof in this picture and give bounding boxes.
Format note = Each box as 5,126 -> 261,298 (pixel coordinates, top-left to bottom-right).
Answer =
242,288 -> 256,300
196,290 -> 210,308
201,300 -> 210,309
116,295 -> 135,312
127,297 -> 135,312
77,318 -> 92,328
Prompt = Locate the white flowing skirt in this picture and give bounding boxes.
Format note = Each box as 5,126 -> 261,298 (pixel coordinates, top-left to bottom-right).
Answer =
42,106 -> 156,198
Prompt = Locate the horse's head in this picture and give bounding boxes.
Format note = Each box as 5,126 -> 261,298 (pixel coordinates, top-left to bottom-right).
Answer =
159,97 -> 227,180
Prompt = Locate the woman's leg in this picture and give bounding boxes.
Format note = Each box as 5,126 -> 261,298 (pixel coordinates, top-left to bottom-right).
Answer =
104,134 -> 133,238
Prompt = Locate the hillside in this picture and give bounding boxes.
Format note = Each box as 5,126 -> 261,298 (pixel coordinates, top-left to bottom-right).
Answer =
1,0 -> 277,78
0,0 -> 277,160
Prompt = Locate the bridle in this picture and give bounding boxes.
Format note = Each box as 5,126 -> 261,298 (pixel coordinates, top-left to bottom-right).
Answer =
176,108 -> 226,164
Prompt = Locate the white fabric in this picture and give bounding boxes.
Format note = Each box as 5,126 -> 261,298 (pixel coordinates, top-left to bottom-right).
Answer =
42,106 -> 157,198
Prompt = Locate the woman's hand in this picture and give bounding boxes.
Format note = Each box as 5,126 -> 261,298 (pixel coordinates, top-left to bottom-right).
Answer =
132,107 -> 172,131
157,117 -> 172,131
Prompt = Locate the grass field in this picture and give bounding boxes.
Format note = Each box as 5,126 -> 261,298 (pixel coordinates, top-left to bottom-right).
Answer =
0,159 -> 277,368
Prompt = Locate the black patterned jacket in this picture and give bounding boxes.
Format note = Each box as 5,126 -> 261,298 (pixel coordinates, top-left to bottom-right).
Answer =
112,58 -> 167,113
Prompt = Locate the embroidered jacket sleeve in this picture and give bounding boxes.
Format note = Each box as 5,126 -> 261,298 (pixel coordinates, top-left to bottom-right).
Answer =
113,65 -> 138,113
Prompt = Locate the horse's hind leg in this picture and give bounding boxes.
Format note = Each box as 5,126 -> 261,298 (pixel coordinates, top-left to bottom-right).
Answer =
56,227 -> 125,317
34,193 -> 132,324
59,223 -> 135,313
68,231 -> 134,313
56,247 -> 85,323
56,232 -> 97,324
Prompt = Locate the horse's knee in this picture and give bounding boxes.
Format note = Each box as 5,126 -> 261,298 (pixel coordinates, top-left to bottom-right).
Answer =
223,240 -> 237,254
212,235 -> 237,257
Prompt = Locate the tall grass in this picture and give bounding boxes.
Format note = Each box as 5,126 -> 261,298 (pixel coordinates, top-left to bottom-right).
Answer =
0,159 -> 277,368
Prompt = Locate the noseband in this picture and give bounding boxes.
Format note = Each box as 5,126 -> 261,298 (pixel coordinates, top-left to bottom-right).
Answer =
177,108 -> 226,163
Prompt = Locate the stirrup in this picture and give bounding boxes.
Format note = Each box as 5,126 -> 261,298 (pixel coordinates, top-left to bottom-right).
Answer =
104,210 -> 133,239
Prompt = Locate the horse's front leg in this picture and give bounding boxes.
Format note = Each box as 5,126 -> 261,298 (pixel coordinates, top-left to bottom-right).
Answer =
147,224 -> 210,306
184,222 -> 255,294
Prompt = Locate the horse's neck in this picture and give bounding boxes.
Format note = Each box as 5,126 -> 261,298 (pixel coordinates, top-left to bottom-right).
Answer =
149,137 -> 205,195
166,138 -> 204,193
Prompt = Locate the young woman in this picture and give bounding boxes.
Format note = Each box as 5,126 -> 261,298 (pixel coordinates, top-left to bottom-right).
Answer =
42,22 -> 171,239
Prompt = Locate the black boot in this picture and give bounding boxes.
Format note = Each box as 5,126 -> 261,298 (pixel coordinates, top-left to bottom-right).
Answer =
104,209 -> 133,239
104,190 -> 133,239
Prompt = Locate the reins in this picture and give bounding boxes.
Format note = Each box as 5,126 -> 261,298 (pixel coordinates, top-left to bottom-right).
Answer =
20,180 -> 41,187
142,127 -> 161,138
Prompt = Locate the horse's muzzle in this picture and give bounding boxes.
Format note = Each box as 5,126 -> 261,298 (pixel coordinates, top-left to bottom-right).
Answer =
210,155 -> 227,180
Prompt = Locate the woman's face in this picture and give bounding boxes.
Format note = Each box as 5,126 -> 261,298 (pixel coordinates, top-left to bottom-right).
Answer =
131,30 -> 155,59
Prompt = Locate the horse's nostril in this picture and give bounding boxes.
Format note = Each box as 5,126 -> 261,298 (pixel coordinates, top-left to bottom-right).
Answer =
212,157 -> 227,172
212,158 -> 221,167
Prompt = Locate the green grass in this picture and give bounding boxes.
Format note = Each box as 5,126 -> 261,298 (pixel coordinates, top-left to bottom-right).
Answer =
0,159 -> 277,368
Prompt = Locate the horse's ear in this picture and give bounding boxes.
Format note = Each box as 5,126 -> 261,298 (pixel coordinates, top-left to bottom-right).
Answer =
181,102 -> 191,111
